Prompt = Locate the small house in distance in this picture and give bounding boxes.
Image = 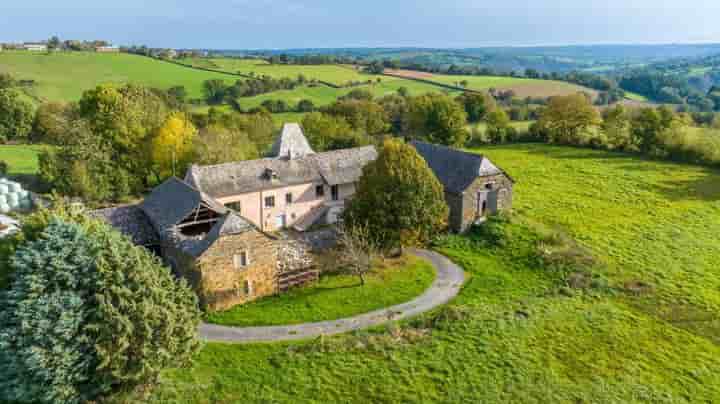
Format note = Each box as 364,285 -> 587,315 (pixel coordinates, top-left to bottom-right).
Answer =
411,141 -> 514,232
95,45 -> 120,53
23,43 -> 47,51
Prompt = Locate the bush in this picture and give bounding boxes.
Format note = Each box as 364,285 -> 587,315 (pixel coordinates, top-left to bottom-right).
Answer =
0,215 -> 202,403
0,161 -> 7,177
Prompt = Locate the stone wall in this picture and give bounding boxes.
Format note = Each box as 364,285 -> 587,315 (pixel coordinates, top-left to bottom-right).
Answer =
197,231 -> 279,311
446,173 -> 514,233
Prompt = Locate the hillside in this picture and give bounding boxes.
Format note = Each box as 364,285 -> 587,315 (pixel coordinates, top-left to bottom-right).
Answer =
178,57 -> 380,86
144,144 -> 720,403
0,51 -> 237,102
385,69 -> 600,98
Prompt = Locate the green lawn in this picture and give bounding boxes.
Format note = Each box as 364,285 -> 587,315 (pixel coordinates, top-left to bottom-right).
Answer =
0,51 -> 237,102
145,144 -> 720,403
180,58 -> 381,86
205,256 -> 436,327
0,145 -> 46,175
624,91 -> 649,102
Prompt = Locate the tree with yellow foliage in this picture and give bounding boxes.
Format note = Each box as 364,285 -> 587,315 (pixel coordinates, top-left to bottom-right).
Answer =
151,112 -> 197,179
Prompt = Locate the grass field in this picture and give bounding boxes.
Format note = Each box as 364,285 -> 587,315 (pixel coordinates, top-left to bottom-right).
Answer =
0,51 -> 237,102
0,145 -> 46,175
179,58 -> 381,86
624,91 -> 650,102
145,144 -> 720,403
386,69 -> 598,99
206,256 -> 436,327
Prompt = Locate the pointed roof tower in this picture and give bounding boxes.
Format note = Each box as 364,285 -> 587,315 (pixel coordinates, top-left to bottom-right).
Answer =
270,123 -> 315,160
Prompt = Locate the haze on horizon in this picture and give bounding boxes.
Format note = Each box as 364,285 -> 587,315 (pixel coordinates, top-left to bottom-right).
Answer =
2,0 -> 720,49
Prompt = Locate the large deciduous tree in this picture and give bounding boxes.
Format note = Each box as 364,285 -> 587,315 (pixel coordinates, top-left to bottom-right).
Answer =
151,112 -> 198,178
537,93 -> 600,144
406,93 -> 469,147
344,138 -> 448,252
302,112 -> 369,152
0,89 -> 35,143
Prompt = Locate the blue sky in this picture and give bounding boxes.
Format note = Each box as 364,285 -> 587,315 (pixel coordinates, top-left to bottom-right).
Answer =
2,1 -> 720,49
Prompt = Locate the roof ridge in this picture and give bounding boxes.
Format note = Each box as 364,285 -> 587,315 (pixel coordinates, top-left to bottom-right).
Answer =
410,140 -> 485,161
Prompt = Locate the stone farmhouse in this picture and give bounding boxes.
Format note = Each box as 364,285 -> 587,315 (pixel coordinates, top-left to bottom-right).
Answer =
93,123 -> 513,310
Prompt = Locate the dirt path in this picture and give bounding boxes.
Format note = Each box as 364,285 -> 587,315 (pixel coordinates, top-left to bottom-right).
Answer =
199,249 -> 465,343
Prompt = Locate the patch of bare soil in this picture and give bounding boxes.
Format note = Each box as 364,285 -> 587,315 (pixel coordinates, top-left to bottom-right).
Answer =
383,69 -> 436,79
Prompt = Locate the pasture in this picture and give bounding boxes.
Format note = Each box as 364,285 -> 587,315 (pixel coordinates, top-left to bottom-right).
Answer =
145,144 -> 720,403
180,57 -> 378,86
0,51 -> 236,102
385,69 -> 599,98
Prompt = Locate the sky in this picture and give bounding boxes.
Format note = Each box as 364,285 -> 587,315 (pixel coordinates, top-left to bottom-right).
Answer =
2,1 -> 720,49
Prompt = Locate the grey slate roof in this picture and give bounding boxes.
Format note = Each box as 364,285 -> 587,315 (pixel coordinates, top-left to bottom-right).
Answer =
90,205 -> 159,246
140,177 -> 226,233
410,141 -> 509,194
139,177 -> 258,258
185,146 -> 377,198
270,123 -> 315,160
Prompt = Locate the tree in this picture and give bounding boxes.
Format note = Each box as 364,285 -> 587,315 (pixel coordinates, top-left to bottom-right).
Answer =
339,89 -> 374,102
151,112 -> 198,178
301,112 -> 369,151
537,94 -> 600,144
456,92 -> 497,122
0,213 -> 201,404
203,79 -> 228,104
32,102 -> 73,144
485,109 -> 512,143
297,99 -> 315,112
406,93 -> 469,147
344,138 -> 448,252
336,222 -> 377,285
0,73 -> 16,89
630,108 -> 667,154
602,105 -> 632,150
324,100 -> 390,136
48,35 -> 61,50
0,89 -> 35,143
192,125 -> 259,165
397,87 -> 409,97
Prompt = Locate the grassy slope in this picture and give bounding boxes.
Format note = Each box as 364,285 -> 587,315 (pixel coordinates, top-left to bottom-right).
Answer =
0,51 -> 237,101
415,74 -> 598,98
206,256 -> 436,327
148,144 -> 720,403
180,58 -> 380,86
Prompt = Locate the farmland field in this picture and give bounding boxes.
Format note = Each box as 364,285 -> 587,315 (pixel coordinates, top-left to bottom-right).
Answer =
385,69 -> 599,98
0,51 -> 236,102
146,144 -> 720,403
179,57 -> 380,86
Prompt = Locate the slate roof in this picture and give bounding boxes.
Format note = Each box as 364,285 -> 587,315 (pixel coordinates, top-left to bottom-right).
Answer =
185,146 -> 377,198
410,141 -> 510,194
90,205 -> 159,246
138,177 -> 258,257
140,177 -> 226,233
270,123 -> 315,160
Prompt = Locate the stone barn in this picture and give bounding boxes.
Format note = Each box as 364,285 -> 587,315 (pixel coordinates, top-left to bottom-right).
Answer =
411,141 -> 514,232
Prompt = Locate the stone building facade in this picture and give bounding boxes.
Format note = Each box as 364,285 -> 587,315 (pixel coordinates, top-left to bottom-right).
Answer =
411,141 -> 514,232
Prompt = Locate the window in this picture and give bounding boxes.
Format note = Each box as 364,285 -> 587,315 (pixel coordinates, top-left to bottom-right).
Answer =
244,280 -> 253,295
264,196 -> 275,208
485,183 -> 494,190
225,201 -> 242,213
315,185 -> 325,198
286,193 -> 293,204
234,251 -> 249,269
331,185 -> 339,201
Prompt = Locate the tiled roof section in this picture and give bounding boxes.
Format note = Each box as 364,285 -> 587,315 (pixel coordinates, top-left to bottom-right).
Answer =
90,204 -> 159,246
410,141 -> 505,194
185,146 -> 377,198
140,177 -> 226,232
270,123 -> 315,160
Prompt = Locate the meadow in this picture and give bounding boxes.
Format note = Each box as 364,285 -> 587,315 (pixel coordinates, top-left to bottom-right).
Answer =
143,144 -> 720,403
179,57 -> 378,86
0,145 -> 46,176
0,51 -> 236,102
